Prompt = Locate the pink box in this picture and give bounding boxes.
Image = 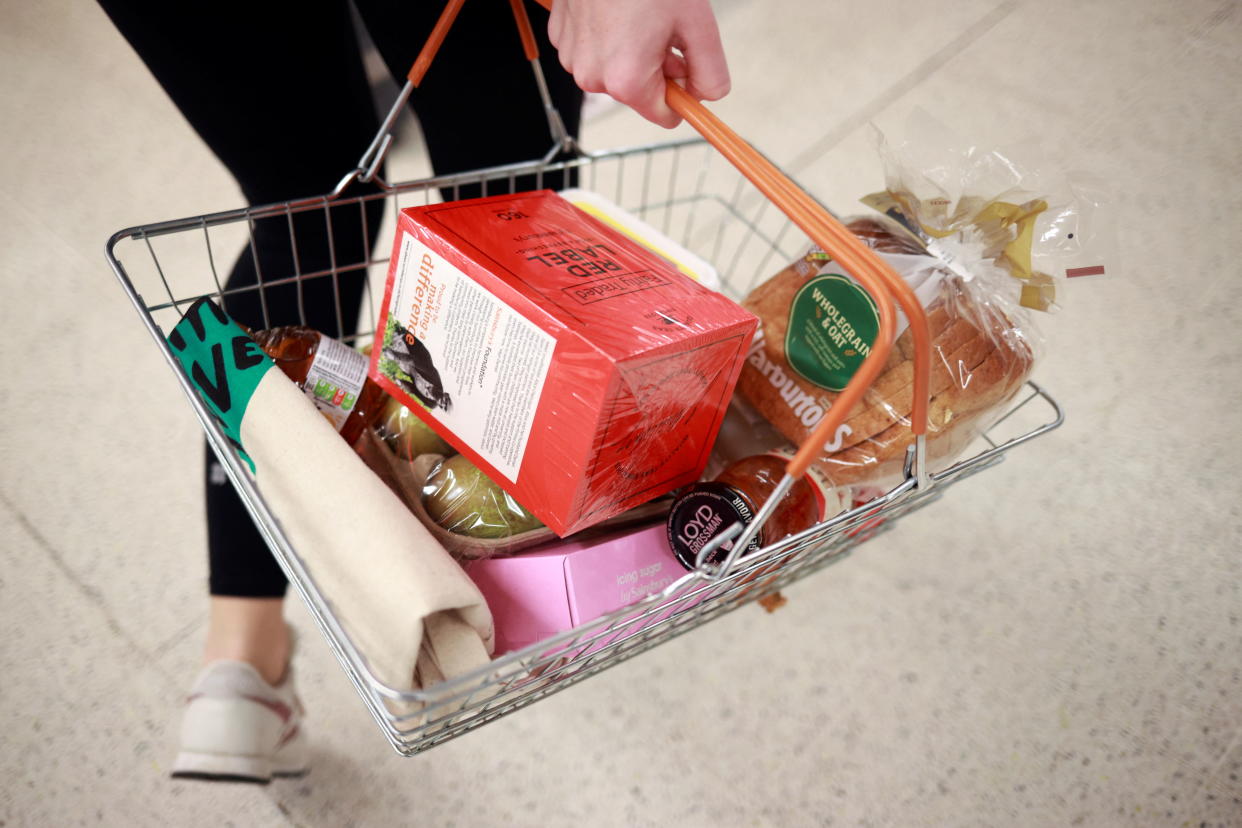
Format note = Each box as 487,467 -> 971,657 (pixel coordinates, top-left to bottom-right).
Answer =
463,523 -> 686,656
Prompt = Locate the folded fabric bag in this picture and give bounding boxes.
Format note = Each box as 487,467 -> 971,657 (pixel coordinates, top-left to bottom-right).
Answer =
166,298 -> 494,698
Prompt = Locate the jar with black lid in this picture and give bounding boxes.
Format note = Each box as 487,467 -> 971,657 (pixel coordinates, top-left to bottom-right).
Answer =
666,448 -> 847,570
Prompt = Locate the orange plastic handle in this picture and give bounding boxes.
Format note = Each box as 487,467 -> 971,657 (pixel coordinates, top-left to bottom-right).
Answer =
663,86 -> 931,475
409,0 -> 540,85
658,85 -> 900,476
666,91 -> 932,442
508,0 -> 540,62
527,0 -> 930,480
419,0 -> 932,483
408,0 -> 468,86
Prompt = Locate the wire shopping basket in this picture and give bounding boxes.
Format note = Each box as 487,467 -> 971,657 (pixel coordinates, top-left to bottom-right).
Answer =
104,1 -> 1063,756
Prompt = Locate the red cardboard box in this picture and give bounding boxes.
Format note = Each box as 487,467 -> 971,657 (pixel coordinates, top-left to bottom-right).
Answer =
370,191 -> 757,536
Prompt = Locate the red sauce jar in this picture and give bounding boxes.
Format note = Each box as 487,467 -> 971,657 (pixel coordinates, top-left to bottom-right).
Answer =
666,448 -> 845,570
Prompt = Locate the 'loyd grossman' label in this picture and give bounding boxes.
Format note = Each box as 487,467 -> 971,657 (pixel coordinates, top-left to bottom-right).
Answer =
666,482 -> 760,570
784,273 -> 880,392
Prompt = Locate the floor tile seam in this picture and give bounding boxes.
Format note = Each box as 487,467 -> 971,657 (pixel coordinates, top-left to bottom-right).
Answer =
782,0 -> 1024,178
0,491 -> 289,817
1069,0 -> 1242,152
0,487 -> 180,691
1163,734 -> 1240,828
270,796 -> 304,827
150,615 -> 205,658
1201,726 -> 1242,794
0,185 -> 100,272
1114,718 -> 1219,820
1185,0 -> 1240,52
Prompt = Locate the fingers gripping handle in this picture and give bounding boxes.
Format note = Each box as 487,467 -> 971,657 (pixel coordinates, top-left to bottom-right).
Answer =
534,2 -> 932,476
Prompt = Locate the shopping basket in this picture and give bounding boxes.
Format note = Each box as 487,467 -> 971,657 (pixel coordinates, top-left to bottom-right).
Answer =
103,0 -> 1064,756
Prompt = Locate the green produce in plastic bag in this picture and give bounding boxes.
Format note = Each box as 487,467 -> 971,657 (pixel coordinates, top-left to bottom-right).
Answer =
422,454 -> 543,539
374,395 -> 455,461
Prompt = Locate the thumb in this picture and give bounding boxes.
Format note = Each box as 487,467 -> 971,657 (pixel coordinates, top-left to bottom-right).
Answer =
625,64 -> 682,128
677,19 -> 730,101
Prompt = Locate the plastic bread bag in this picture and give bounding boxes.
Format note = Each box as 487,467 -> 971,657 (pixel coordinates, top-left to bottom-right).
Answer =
866,110 -> 1115,312
736,114 -> 1112,487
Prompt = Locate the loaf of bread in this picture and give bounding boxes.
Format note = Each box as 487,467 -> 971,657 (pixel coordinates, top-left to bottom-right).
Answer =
736,218 -> 1034,485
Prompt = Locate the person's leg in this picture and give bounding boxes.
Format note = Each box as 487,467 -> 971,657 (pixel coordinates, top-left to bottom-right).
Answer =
354,0 -> 584,195
204,441 -> 293,684
203,597 -> 290,682
97,0 -> 384,684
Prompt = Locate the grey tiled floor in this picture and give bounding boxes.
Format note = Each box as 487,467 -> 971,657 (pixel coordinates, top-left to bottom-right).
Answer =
3,0 -> 1240,826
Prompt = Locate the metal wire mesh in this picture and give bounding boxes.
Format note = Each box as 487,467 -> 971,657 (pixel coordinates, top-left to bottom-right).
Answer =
105,138 -> 1063,756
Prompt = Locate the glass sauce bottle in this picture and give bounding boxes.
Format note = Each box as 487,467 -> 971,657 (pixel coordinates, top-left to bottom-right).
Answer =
248,326 -> 387,444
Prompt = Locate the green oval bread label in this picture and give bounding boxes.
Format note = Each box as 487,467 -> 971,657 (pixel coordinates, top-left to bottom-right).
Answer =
784,273 -> 879,391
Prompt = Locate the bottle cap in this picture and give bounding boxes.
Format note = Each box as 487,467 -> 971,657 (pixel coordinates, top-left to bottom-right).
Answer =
666,482 -> 761,571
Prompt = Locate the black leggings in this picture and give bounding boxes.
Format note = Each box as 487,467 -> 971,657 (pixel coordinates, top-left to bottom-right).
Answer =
99,0 -> 583,597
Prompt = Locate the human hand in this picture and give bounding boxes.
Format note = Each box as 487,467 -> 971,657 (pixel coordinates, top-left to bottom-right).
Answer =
547,0 -> 730,128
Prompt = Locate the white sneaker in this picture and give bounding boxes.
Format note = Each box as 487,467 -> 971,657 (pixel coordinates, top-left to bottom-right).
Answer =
171,660 -> 308,783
